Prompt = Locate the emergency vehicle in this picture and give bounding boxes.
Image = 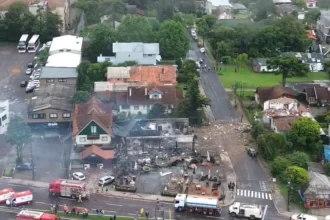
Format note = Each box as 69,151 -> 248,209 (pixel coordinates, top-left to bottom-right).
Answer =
16,210 -> 58,220
0,188 -> 14,203
49,179 -> 89,199
6,190 -> 33,206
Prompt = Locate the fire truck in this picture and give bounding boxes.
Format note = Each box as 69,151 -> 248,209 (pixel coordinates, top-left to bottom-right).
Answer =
49,179 -> 89,199
6,190 -> 33,206
16,210 -> 58,220
0,188 -> 14,203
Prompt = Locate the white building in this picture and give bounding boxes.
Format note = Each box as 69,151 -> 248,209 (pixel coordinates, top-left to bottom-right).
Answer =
46,35 -> 83,68
97,42 -> 161,65
0,100 -> 9,135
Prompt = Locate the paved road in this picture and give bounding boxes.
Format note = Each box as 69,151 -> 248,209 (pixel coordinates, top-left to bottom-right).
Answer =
187,37 -> 236,122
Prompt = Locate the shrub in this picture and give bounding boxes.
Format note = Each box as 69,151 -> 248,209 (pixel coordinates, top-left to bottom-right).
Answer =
271,156 -> 291,177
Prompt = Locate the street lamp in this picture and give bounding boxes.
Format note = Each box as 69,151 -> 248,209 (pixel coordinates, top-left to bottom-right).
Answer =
287,181 -> 291,211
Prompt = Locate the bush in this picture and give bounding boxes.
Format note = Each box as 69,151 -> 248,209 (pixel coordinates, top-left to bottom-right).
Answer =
271,156 -> 291,177
251,121 -> 266,139
325,163 -> 330,176
286,151 -> 309,169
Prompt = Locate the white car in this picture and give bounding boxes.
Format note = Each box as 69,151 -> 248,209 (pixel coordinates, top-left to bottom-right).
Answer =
72,172 -> 86,181
200,47 -> 205,54
98,175 -> 115,186
25,68 -> 32,75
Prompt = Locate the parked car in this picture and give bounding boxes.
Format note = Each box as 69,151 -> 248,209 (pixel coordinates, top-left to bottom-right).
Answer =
72,172 -> 86,181
25,68 -> 32,75
98,176 -> 115,186
16,163 -> 33,171
27,62 -> 34,68
247,148 -> 257,158
200,47 -> 205,54
20,81 -> 28,87
25,85 -> 36,93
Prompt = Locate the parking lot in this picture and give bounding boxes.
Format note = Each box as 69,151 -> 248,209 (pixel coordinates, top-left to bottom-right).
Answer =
0,43 -> 68,182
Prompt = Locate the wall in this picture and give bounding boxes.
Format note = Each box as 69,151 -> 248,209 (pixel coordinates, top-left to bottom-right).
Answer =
306,2 -> 317,8
263,100 -> 296,111
119,104 -> 174,116
0,100 -> 9,135
79,121 -> 107,135
309,63 -> 324,72
254,94 -> 260,104
27,108 -> 73,124
39,78 -> 77,85
114,52 -> 156,65
75,134 -> 111,145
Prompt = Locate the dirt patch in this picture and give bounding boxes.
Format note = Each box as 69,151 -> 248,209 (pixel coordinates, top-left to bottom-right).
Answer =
11,66 -> 21,77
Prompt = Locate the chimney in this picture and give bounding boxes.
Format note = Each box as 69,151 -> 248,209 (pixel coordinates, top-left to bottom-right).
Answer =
129,88 -> 132,96
145,87 -> 148,96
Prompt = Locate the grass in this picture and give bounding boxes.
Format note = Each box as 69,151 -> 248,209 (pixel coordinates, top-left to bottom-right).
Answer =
3,167 -> 13,177
279,183 -> 307,213
218,65 -> 329,88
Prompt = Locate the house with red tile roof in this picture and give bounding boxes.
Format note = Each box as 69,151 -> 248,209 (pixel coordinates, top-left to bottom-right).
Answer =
72,97 -> 113,157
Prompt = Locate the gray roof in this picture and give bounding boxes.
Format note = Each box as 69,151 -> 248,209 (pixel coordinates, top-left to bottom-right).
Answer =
28,84 -> 75,112
40,67 -> 77,79
233,3 -> 247,10
281,52 -> 324,64
113,42 -> 159,54
253,58 -> 269,66
209,0 -> 232,7
304,171 -> 330,199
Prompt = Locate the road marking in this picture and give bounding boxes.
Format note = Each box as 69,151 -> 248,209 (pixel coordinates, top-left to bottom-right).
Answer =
35,202 -> 49,205
258,192 -> 261,198
106,203 -> 122,207
247,190 -> 250,197
262,205 -> 268,220
244,190 -> 246,197
265,194 -> 268,200
261,193 -> 264,199
269,194 -> 272,200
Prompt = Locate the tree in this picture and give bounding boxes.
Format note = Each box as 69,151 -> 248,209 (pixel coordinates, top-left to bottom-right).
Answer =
77,61 -> 94,92
4,2 -> 36,41
182,14 -> 196,28
81,24 -> 116,62
288,117 -> 321,152
325,163 -> 330,176
236,53 -> 249,68
158,20 -> 189,59
73,0 -> 102,25
304,9 -> 321,24
319,0 -> 330,9
117,15 -> 154,42
124,0 -> 150,10
148,104 -> 166,118
156,0 -> 174,22
196,14 -> 217,46
86,62 -> 111,82
72,91 -> 91,104
271,156 -> 292,177
295,0 -> 307,8
325,111 -> 330,126
253,0 -> 274,21
178,0 -> 196,14
35,12 -> 62,42
286,151 -> 309,169
283,166 -> 310,185
177,60 -> 199,83
251,121 -> 266,139
257,133 -> 291,161
38,50 -> 49,65
103,0 -> 127,28
7,116 -> 32,163
267,57 -> 309,86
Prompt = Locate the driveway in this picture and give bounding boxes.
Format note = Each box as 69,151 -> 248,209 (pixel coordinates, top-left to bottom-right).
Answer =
187,37 -> 237,121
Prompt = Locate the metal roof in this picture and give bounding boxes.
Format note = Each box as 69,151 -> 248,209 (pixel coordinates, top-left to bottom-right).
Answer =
49,35 -> 83,55
113,42 -> 159,54
40,67 -> 77,79
46,53 -> 81,68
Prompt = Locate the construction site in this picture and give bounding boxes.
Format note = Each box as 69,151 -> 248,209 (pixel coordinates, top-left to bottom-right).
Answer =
106,118 -> 228,198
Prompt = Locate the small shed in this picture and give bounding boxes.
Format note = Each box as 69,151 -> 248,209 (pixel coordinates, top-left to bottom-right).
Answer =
252,58 -> 274,73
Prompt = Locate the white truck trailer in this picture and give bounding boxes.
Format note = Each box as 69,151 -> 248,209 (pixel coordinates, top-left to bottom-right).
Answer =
174,194 -> 221,216
229,202 -> 263,219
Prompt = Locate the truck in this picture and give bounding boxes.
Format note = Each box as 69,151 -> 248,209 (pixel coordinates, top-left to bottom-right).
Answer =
174,194 -> 221,216
0,188 -> 14,203
16,210 -> 59,220
6,190 -> 33,207
229,202 -> 263,219
49,179 -> 89,200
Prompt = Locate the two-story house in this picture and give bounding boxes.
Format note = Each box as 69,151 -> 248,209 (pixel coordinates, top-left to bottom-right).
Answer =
46,35 -> 83,68
305,0 -> 318,8
72,97 -> 113,149
206,0 -> 232,19
27,84 -> 75,127
39,67 -> 77,85
97,42 -> 161,65
305,86 -> 330,105
255,85 -> 296,105
116,86 -> 183,116
281,52 -> 324,72
317,10 -> 330,44
0,100 -> 9,135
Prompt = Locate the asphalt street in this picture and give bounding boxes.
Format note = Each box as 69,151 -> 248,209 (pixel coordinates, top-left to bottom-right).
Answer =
187,36 -> 237,122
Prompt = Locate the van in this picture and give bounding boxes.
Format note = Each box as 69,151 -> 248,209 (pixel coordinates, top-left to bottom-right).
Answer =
290,214 -> 318,220
6,190 -> 33,206
98,176 -> 115,186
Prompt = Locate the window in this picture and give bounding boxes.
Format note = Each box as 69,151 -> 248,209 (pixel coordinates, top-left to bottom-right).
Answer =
79,137 -> 86,142
308,3 -> 313,7
59,49 -> 64,52
46,79 -> 54,83
58,78 -> 67,82
32,113 -> 45,119
152,94 -> 161,99
148,54 -> 152,57
49,113 -> 58,119
1,114 -> 7,121
91,126 -> 97,134
63,113 -> 71,118
121,105 -> 129,110
101,136 -> 108,142
66,49 -> 71,52
134,105 -> 139,110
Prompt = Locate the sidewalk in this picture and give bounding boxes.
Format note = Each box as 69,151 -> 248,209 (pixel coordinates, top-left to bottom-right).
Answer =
219,151 -> 236,207
199,80 -> 215,122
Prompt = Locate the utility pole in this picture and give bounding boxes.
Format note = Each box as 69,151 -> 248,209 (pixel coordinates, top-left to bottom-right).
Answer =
30,142 -> 35,181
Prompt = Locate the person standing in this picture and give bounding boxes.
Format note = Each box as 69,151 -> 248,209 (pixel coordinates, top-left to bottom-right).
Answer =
145,210 -> 149,219
78,194 -> 82,203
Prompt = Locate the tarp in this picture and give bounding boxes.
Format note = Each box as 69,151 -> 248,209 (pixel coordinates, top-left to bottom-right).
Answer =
324,145 -> 330,162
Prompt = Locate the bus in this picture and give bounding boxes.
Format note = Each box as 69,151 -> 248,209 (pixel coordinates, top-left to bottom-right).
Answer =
27,35 -> 40,53
17,34 -> 29,53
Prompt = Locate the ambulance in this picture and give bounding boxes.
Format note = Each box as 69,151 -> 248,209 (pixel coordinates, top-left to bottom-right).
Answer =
16,210 -> 59,220
0,188 -> 14,203
6,190 -> 33,206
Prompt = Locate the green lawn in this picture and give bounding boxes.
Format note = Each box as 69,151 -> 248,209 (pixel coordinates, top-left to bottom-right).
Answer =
218,65 -> 328,89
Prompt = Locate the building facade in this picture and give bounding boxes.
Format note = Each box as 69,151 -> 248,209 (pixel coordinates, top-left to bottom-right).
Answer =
0,100 -> 9,135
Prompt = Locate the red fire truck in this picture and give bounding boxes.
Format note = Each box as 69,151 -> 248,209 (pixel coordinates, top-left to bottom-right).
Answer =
49,179 -> 89,199
16,210 -> 58,220
6,190 -> 33,206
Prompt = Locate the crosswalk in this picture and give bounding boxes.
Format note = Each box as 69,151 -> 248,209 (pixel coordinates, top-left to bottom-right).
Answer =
236,189 -> 272,200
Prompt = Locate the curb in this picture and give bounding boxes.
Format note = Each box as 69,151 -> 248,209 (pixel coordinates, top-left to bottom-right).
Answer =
94,193 -> 174,204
